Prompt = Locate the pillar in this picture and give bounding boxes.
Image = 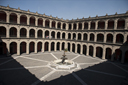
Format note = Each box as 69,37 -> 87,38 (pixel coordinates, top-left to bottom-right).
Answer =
76,23 -> 78,30
35,42 -> 37,53
114,19 -> 118,30
61,22 -> 63,29
123,33 -> 127,43
95,21 -> 98,30
105,20 -> 108,30
35,17 -> 38,26
94,33 -> 97,42
80,44 -> 83,54
17,14 -> 20,24
17,28 -> 20,38
71,23 -> 73,30
6,12 -> 10,23
82,22 -> 84,30
70,43 -> 72,52
81,33 -> 83,41
111,47 -> 115,61
43,30 -> 45,38
27,15 -> 30,25
49,31 -> 51,39
66,23 -> 68,30
6,27 -> 9,38
60,42 -> 62,51
102,46 -> 106,59
104,32 -> 107,43
76,33 -> 78,40
86,45 -> 89,56
17,43 -> 20,55
55,32 -> 57,39
93,46 -> 96,57
55,21 -> 58,29
26,42 -> 29,54
54,42 -> 56,51
43,18 -> 46,27
27,29 -> 29,38
113,33 -> 116,44
125,18 -> 128,29
6,42 -> 10,56
75,44 -> 77,53
87,33 -> 90,41
49,20 -> 52,28
88,21 -> 91,30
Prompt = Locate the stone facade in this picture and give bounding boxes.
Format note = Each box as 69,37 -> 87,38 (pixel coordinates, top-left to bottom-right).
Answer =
0,5 -> 128,63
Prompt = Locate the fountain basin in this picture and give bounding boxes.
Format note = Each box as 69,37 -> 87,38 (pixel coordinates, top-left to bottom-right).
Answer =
50,59 -> 77,70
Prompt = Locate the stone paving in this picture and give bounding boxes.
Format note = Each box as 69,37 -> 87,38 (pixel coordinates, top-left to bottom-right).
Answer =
0,51 -> 128,85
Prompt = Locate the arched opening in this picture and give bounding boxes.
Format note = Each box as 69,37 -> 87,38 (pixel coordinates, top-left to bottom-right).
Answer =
62,33 -> 65,39
57,42 -> 60,50
10,13 -> 17,23
20,42 -> 26,54
73,23 -> 76,30
62,42 -> 65,50
83,45 -> 87,55
105,48 -> 112,59
90,33 -> 94,41
38,30 -> 42,38
51,42 -> 55,51
57,32 -> 60,39
0,11 -> 6,22
84,22 -> 88,29
45,19 -> 49,27
10,27 -> 17,37
45,30 -> 49,38
115,49 -> 122,61
90,21 -> 95,29
106,34 -> 113,43
72,44 -> 75,52
78,33 -> 81,40
20,15 -> 27,25
68,43 -> 70,51
0,26 -> 6,37
117,19 -> 125,29
125,50 -> 128,63
52,21 -> 55,28
69,23 -> 71,30
37,42 -> 42,52
10,42 -> 17,54
98,21 -> 105,29
0,42 -> 7,55
30,16 -> 35,26
68,33 -> 71,39
29,42 -> 34,53
116,34 -> 124,43
77,44 -> 81,54
89,46 -> 93,56
20,28 -> 26,37
29,29 -> 35,38
83,33 -> 87,40
51,31 -> 55,39
63,23 -> 66,29
79,23 -> 82,29
96,47 -> 103,58
108,20 -> 114,29
44,42 -> 49,51
73,33 -> 76,40
97,34 -> 104,42
57,22 -> 61,29
38,18 -> 43,27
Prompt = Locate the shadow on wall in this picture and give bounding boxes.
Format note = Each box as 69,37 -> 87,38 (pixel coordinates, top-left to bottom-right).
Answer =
0,37 -> 40,85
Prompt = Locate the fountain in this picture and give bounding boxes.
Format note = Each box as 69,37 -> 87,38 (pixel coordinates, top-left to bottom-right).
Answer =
50,49 -> 78,70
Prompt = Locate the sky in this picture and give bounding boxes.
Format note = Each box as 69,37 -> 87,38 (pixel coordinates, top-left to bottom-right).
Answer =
0,0 -> 128,20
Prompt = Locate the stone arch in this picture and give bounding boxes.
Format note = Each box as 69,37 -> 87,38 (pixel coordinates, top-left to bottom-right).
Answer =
117,18 -> 125,29
84,22 -> 88,29
51,42 -> 55,51
20,28 -> 27,37
0,26 -> 6,37
45,19 -> 50,27
29,29 -> 35,37
57,32 -> 60,39
90,21 -> 95,29
37,42 -> 42,52
10,13 -> 17,23
90,33 -> 94,41
10,42 -> 17,54
106,33 -> 113,43
38,18 -> 43,26
68,33 -> 71,39
83,33 -> 87,40
77,44 -> 81,54
57,42 -> 60,50
105,48 -> 112,59
63,23 -> 66,29
98,20 -> 105,29
20,42 -> 26,54
96,46 -> 103,58
89,45 -> 93,56
79,22 -> 82,29
83,45 -> 87,55
0,42 -> 7,55
20,15 -> 27,25
116,34 -> 124,43
45,30 -> 49,38
30,16 -> 35,26
72,43 -> 75,52
0,11 -> 6,22
78,33 -> 81,40
10,27 -> 17,37
73,23 -> 77,30
97,33 -> 104,42
52,21 -> 56,28
108,19 -> 114,29
57,22 -> 61,29
62,32 -> 65,39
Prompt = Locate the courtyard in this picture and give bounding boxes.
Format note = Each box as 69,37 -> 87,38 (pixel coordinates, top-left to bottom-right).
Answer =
0,51 -> 128,85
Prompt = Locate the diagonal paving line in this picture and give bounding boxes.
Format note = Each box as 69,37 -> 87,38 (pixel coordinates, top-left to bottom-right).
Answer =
111,63 -> 128,73
50,53 -> 58,60
21,56 -> 49,62
0,56 -> 21,66
84,69 -> 125,78
31,70 -> 56,85
71,55 -> 80,61
72,72 -> 87,85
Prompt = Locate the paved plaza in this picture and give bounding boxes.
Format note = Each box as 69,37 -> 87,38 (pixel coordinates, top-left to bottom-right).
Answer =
0,51 -> 128,85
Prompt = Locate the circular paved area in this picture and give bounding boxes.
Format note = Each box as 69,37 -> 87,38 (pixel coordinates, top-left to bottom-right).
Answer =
0,51 -> 128,85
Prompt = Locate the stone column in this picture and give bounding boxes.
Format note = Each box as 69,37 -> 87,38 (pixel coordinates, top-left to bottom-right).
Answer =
95,21 -> 98,30
35,42 -> 37,53
6,42 -> 10,56
81,33 -> 83,41
114,19 -> 118,30
49,42 -> 51,52
82,22 -> 84,30
75,44 -> 77,53
17,42 -> 20,55
60,42 -> 62,51
26,42 -> 29,54
42,42 -> 44,52
125,18 -> 128,29
35,17 -> 38,26
71,23 -> 73,30
70,43 -> 72,52
104,32 -> 107,43
61,22 -> 63,29
17,28 -> 20,38
60,32 -> 62,39
113,33 -> 116,44
76,23 -> 78,30
66,23 -> 68,30
54,42 -> 56,51
17,14 -> 20,24
88,21 -> 91,30
86,45 -> 89,56
43,18 -> 46,27
80,44 -> 83,54
55,21 -> 58,29
93,46 -> 96,57
87,33 -> 90,41
27,29 -> 29,38
49,20 -> 52,28
6,12 -> 10,23
94,33 -> 97,42
76,33 -> 78,40
27,15 -> 30,25
65,42 -> 67,49
49,31 -> 51,39
6,27 -> 9,38
55,32 -> 57,39
71,33 -> 73,40
102,46 -> 106,59
35,29 -> 37,38
43,30 -> 45,38
111,47 -> 115,61
105,20 -> 108,30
